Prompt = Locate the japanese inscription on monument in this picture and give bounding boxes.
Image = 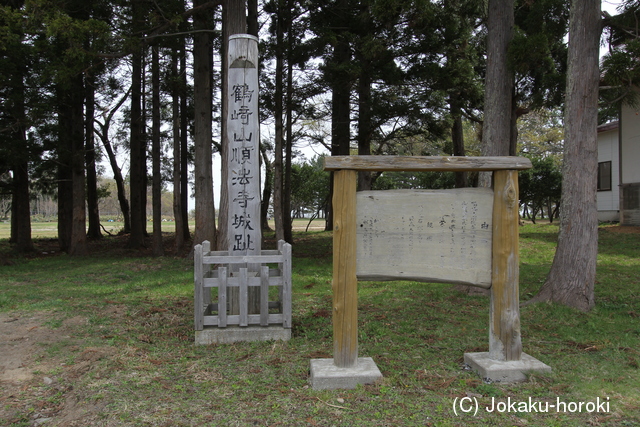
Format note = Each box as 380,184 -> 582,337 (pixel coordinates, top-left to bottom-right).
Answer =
356,187 -> 494,288
227,35 -> 260,256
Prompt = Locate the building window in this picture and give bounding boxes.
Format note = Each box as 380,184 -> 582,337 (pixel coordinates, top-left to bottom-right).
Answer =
598,161 -> 612,191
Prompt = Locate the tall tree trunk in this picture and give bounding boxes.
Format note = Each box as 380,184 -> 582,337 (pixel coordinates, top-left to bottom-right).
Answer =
247,0 -> 258,36
283,1 -> 294,243
151,45 -> 164,256
57,86 -> 72,252
94,88 -> 130,229
357,67 -> 372,192
260,142 -> 273,231
326,1 -> 351,231
172,49 -> 185,252
509,89 -> 518,156
69,74 -> 87,255
57,75 -> 86,255
57,146 -> 72,252
283,68 -> 293,237
128,0 -> 146,249
97,102 -> 132,234
141,51 -> 149,237
11,159 -> 33,253
85,70 -> 102,240
526,0 -> 601,312
179,43 -> 190,242
480,0 -> 514,188
450,94 -> 468,188
8,48 -> 33,253
193,0 -> 217,248
273,0 -> 285,242
219,0 -> 246,250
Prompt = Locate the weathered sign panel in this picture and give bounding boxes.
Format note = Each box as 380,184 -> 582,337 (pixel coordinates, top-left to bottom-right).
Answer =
356,188 -> 494,287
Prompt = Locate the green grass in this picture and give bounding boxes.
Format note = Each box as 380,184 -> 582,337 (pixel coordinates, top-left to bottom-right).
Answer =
0,218 -> 326,240
0,223 -> 639,426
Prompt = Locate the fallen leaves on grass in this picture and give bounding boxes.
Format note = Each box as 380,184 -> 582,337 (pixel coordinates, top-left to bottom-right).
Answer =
415,371 -> 456,391
312,309 -> 331,318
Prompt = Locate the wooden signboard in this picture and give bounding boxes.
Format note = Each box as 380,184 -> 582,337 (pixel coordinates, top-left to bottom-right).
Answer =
356,188 -> 494,288
324,156 -> 532,370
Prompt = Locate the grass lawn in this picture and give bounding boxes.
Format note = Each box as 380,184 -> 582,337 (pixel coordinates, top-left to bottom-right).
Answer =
0,218 -> 326,240
0,223 -> 638,426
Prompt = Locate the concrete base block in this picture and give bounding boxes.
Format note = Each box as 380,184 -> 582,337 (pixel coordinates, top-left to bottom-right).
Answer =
464,352 -> 552,383
195,326 -> 291,345
310,357 -> 383,390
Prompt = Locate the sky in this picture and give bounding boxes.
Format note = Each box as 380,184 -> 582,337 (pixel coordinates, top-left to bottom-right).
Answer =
602,0 -> 624,14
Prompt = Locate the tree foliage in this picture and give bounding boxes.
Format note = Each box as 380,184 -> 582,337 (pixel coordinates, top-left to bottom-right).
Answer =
289,156 -> 330,219
519,155 -> 562,223
0,0 -> 629,275
601,1 -> 640,118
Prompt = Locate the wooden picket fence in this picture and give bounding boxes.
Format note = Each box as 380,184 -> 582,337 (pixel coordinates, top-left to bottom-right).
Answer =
194,240 -> 292,330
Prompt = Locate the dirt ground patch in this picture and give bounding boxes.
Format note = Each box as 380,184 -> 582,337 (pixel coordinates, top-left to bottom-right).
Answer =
1,313 -> 58,383
0,312 -> 115,426
601,224 -> 640,234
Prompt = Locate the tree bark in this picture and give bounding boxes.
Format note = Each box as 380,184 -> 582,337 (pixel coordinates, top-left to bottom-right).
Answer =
357,67 -> 372,192
480,0 -> 514,188
509,90 -> 518,156
69,73 -> 87,256
247,0 -> 258,36
450,94 -> 468,188
85,71 -> 102,240
96,98 -> 131,234
192,0 -> 217,248
283,7 -> 294,244
128,1 -> 147,249
57,75 -> 87,255
273,0 -> 285,242
326,0 -> 352,231
179,43 -> 190,242
151,45 -> 164,256
171,49 -> 185,252
526,0 -> 601,312
260,142 -> 273,231
57,85 -> 72,253
7,45 -> 33,253
11,159 -> 33,253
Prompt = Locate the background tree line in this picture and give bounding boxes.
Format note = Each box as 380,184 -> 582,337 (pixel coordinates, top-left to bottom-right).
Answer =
1,1 -> 639,309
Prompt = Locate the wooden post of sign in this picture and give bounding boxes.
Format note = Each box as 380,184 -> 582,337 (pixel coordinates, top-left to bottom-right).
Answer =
332,170 -> 359,368
490,170 -> 523,361
310,168 -> 382,389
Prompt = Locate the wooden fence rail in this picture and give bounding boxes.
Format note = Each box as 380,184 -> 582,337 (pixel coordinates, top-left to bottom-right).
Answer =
194,240 -> 292,331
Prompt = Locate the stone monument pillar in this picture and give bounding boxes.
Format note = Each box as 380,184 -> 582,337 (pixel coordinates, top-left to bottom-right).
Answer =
227,34 -> 261,314
227,34 -> 261,258
194,34 -> 292,344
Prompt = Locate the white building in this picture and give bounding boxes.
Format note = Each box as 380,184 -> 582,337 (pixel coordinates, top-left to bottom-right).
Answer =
597,98 -> 640,225
597,121 -> 620,222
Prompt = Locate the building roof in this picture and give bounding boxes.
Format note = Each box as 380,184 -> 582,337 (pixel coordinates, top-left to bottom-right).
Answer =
598,121 -> 619,133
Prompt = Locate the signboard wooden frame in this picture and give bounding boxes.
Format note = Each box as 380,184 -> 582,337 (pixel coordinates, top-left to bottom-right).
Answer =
324,156 -> 532,368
